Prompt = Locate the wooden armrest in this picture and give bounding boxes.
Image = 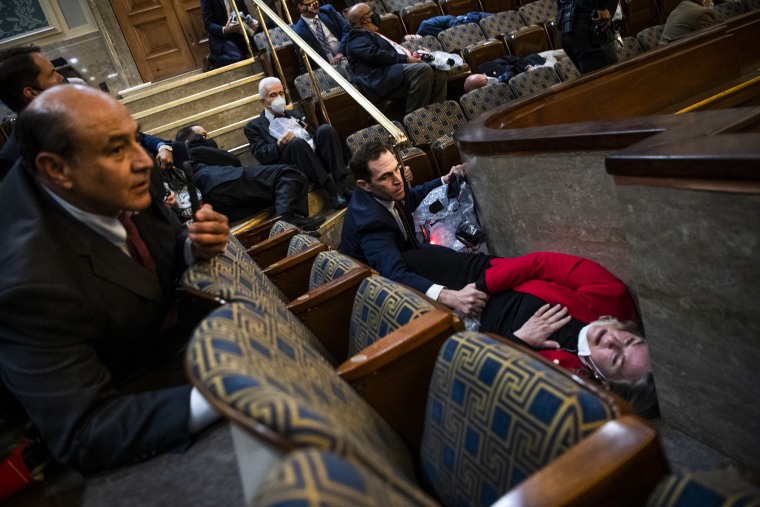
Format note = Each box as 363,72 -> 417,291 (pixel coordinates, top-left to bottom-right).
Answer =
234,215 -> 283,248
492,415 -> 669,507
336,309 -> 464,451
287,267 -> 372,362
263,243 -> 328,301
247,228 -> 299,267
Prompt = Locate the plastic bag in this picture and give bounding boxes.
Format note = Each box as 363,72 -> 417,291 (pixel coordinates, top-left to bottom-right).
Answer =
269,117 -> 315,150
414,50 -> 464,71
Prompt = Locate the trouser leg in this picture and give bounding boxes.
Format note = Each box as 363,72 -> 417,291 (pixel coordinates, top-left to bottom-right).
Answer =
314,125 -> 349,182
241,164 -> 309,216
429,69 -> 448,105
400,63 -> 434,114
561,15 -> 618,74
281,138 -> 330,185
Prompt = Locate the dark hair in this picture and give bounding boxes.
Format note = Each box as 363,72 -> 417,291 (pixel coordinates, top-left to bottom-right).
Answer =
348,140 -> 390,182
15,102 -> 75,175
0,45 -> 43,113
175,125 -> 196,143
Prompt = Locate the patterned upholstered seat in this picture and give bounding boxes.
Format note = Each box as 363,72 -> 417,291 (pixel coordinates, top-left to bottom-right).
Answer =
459,82 -> 514,120
553,57 -> 580,81
713,0 -> 747,22
188,300 -> 415,477
308,251 -> 365,291
479,10 -> 527,39
348,276 -> 437,356
437,23 -> 490,54
518,0 -> 557,26
253,449 -> 438,507
294,68 -> 342,100
508,66 -> 561,98
269,220 -> 298,237
616,35 -> 645,61
636,24 -> 665,50
345,120 -> 410,153
403,100 -> 468,147
254,27 -> 293,52
420,331 -> 617,507
647,470 -> 760,507
287,233 -> 322,256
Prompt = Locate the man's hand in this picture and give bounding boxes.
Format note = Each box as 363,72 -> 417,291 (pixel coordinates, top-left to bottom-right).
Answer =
330,53 -> 344,65
223,18 -> 241,35
407,56 -> 425,64
443,163 -> 466,184
593,8 -> 612,29
513,304 -> 571,349
277,130 -> 295,147
404,165 -> 413,184
188,204 -> 229,260
438,282 -> 489,318
156,145 -> 173,170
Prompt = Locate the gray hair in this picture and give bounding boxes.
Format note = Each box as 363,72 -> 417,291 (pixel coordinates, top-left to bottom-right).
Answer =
258,76 -> 282,98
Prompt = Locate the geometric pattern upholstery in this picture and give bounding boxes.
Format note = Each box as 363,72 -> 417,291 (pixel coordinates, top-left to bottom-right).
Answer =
270,220 -> 298,237
346,120 -> 410,154
636,24 -> 665,50
616,36 -> 645,61
403,100 -> 468,146
255,27 -> 293,51
295,67 -> 341,100
252,449 -> 438,507
646,471 -> 760,507
188,300 -> 415,479
713,1 -> 746,22
437,23 -> 488,53
348,276 -> 436,356
479,10 -> 526,39
309,251 -> 364,291
459,82 -> 514,119
553,57 -> 581,81
518,0 -> 557,26
420,331 -> 615,507
431,133 -> 456,159
508,66 -> 561,98
287,233 -> 322,256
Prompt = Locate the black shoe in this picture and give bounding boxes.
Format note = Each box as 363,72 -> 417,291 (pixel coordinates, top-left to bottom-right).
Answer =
342,186 -> 353,201
330,193 -> 348,210
285,214 -> 325,232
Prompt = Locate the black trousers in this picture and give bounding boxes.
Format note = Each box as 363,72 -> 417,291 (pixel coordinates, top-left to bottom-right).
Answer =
280,125 -> 349,186
561,14 -> 618,75
203,164 -> 308,222
401,244 -> 494,290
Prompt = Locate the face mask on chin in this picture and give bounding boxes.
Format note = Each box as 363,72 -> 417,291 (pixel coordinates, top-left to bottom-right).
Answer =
270,96 -> 286,114
370,12 -> 382,29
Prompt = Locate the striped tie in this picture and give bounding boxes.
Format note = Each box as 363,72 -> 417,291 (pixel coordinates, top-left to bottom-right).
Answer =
313,19 -> 333,60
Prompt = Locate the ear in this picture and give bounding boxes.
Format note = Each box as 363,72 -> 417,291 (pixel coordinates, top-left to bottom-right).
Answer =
35,152 -> 73,190
22,86 -> 39,104
355,178 -> 371,192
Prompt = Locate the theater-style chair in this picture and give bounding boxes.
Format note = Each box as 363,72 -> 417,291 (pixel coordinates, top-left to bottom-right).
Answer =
401,1 -> 443,34
505,25 -> 550,56
463,39 -> 507,74
436,22 -> 491,56
459,82 -> 515,120
401,35 -> 472,99
713,0 -> 747,22
742,0 -> 760,11
636,24 -> 665,50
237,219 -> 300,266
481,0 -> 521,13
646,470 -> 760,507
190,327 -> 666,506
260,233 -> 328,301
439,0 -> 481,16
366,0 -> 408,41
403,100 -> 468,175
254,28 -> 300,95
518,0 -> 557,27
478,10 -> 526,51
617,35 -> 646,61
345,122 -> 440,183
508,65 -> 561,98
553,56 -> 580,81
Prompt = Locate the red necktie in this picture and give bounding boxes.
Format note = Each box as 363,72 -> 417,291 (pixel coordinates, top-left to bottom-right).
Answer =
119,212 -> 157,276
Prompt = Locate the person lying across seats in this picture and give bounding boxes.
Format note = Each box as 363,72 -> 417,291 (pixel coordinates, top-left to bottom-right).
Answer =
408,12 -> 493,38
463,50 -> 567,91
0,85 -> 230,474
244,77 -> 354,210
176,125 -> 324,230
345,3 -> 448,115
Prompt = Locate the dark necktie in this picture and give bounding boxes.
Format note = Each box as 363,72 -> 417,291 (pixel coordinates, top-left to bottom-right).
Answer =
394,200 -> 418,249
313,19 -> 334,60
119,212 -> 158,275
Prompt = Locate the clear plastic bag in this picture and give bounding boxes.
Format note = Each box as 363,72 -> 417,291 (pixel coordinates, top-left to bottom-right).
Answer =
269,117 -> 315,150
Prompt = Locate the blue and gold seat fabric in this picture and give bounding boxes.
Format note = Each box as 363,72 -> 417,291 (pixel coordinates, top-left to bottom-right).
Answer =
647,471 -> 760,507
308,251 -> 363,291
252,449 -> 438,507
269,220 -> 298,238
348,276 -> 436,356
403,101 -> 468,146
188,301 -> 415,480
508,66 -> 561,98
420,331 -> 615,507
287,233 -> 322,257
460,83 -> 515,120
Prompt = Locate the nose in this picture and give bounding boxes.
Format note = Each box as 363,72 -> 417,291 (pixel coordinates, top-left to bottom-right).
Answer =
601,329 -> 623,349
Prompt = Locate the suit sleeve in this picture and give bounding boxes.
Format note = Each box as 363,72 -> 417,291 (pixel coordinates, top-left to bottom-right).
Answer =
327,6 -> 352,55
202,0 -> 226,38
244,119 -> 282,164
347,31 -> 409,65
0,282 -> 192,474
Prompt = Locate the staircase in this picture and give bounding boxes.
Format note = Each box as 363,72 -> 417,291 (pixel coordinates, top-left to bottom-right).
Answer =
118,58 -> 345,244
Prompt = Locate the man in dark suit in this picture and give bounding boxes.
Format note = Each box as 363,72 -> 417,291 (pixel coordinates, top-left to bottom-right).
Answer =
201,0 -> 259,69
556,0 -> 619,74
340,141 -> 488,317
176,125 -> 324,229
293,0 -> 352,74
0,85 -> 229,473
345,2 -> 447,114
243,77 -> 352,209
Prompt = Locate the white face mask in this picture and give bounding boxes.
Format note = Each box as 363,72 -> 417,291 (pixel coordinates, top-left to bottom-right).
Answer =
271,96 -> 286,114
485,76 -> 499,85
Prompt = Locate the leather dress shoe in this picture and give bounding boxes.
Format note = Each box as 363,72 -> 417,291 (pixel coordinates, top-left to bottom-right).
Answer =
330,193 -> 347,209
281,213 -> 326,232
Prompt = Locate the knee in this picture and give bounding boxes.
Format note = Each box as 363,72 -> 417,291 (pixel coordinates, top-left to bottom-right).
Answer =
284,138 -> 310,153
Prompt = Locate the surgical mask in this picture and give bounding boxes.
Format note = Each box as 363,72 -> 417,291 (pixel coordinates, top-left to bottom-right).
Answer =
271,96 -> 286,114
577,324 -> 608,381
370,12 -> 381,28
485,76 -> 499,85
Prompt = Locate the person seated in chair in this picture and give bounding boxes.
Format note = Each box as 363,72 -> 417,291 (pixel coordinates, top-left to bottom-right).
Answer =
176,125 -> 324,230
293,0 -> 352,74
243,77 -> 354,210
659,0 -> 716,45
202,0 -> 259,69
345,3 -> 448,115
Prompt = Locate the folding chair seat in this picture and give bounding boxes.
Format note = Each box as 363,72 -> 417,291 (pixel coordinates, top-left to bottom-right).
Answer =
294,67 -> 342,101
436,22 -> 491,55
742,0 -> 760,11
518,0 -> 557,26
614,36 -> 644,62
636,24 -> 665,50
508,65 -> 561,97
478,10 -> 526,52
713,0 -> 746,22
439,0 -> 481,16
553,57 -> 580,81
459,82 -> 515,120
505,25 -> 550,56
403,100 -> 468,174
401,1 -> 443,35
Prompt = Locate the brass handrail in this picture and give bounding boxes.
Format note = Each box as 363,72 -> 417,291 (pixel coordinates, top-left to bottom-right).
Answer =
230,0 -> 256,64
248,0 -> 408,147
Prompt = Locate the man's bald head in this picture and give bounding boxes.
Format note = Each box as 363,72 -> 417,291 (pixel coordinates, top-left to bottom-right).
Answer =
348,3 -> 372,28
464,74 -> 488,92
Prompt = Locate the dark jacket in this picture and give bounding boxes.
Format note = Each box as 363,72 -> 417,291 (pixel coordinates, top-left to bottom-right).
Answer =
293,5 -> 352,73
345,29 -> 408,103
